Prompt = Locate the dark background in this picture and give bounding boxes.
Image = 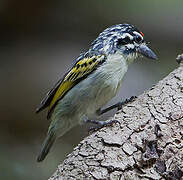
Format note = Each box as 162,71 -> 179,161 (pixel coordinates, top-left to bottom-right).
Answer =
0,0 -> 182,179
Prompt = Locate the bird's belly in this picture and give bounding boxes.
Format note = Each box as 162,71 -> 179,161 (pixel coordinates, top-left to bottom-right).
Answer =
78,68 -> 125,119
94,77 -> 120,109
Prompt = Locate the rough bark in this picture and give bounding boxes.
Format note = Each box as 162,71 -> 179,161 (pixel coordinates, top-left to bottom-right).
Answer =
49,59 -> 183,180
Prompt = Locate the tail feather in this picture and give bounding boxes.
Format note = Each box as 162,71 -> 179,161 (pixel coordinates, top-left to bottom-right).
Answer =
37,131 -> 56,162
37,117 -> 76,162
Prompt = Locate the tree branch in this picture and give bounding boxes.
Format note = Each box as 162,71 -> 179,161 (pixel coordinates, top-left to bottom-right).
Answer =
49,58 -> 183,180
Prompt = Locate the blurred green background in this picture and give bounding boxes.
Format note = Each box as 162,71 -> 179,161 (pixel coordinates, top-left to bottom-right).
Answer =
0,0 -> 182,179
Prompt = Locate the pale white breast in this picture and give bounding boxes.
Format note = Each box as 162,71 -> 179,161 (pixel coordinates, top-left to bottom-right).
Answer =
95,54 -> 128,103
81,53 -> 129,118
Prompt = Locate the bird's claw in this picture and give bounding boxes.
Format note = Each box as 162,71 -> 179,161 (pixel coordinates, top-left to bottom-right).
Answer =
117,96 -> 137,110
88,119 -> 120,133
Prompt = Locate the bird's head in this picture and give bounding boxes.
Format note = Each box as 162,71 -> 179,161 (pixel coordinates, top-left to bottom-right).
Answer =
90,24 -> 157,63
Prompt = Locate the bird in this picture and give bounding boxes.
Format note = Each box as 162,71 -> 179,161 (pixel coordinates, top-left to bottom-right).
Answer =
36,23 -> 158,162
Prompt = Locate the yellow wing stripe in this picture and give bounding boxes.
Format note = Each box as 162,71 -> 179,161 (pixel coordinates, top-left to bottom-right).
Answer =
48,55 -> 104,112
49,81 -> 73,110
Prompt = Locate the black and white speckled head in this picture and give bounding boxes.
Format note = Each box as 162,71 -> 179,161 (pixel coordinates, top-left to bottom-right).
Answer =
89,24 -> 157,61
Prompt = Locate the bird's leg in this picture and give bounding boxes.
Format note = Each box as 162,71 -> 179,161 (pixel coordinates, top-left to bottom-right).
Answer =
86,119 -> 120,132
86,96 -> 137,132
97,96 -> 137,115
85,119 -> 119,126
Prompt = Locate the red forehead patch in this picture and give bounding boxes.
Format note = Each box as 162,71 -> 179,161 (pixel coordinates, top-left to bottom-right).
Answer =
140,31 -> 144,37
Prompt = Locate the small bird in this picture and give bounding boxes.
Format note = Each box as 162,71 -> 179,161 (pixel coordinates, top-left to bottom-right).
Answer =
36,23 -> 157,162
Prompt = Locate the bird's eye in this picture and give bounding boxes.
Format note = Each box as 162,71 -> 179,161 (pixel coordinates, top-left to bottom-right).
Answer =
117,36 -> 131,46
134,36 -> 143,43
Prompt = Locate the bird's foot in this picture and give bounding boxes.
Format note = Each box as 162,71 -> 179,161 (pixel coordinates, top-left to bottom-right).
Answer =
98,96 -> 137,115
86,119 -> 120,132
117,96 -> 137,110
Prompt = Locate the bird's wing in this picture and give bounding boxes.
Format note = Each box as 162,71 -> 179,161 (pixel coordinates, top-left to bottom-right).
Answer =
36,54 -> 106,119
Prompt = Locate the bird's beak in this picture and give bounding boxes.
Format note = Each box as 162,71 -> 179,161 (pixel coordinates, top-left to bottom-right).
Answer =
137,44 -> 158,60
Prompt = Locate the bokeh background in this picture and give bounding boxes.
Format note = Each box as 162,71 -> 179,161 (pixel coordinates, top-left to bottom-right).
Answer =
0,0 -> 182,179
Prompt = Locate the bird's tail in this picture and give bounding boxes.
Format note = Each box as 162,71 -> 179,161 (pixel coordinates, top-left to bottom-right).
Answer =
37,115 -> 77,162
37,130 -> 56,162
